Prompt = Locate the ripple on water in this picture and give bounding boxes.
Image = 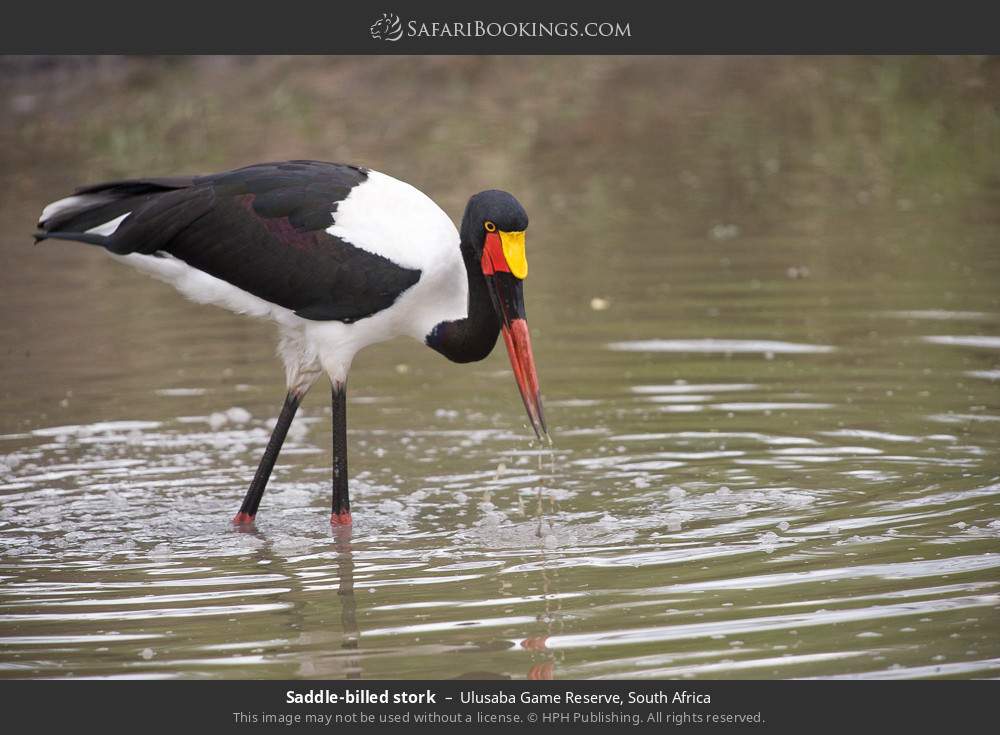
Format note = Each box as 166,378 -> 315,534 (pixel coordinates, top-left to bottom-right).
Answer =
607,339 -> 836,354
965,369 -> 1000,381
882,310 -> 993,321
922,335 -> 1000,349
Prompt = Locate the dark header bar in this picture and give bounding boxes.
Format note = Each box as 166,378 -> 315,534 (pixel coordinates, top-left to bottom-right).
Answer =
0,1 -> 997,54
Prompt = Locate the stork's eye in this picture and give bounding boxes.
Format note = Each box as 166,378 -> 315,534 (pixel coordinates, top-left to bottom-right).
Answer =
484,221 -> 496,232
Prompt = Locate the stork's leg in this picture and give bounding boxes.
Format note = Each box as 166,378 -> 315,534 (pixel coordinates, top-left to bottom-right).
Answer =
233,392 -> 301,524
330,381 -> 352,525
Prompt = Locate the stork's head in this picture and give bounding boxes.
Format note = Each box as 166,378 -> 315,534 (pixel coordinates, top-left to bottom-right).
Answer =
461,190 -> 547,441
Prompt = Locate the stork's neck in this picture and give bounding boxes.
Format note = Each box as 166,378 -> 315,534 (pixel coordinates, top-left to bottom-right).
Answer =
425,238 -> 500,363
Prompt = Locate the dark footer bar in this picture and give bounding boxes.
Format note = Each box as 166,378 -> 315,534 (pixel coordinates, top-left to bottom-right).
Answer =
1,680 -> 993,732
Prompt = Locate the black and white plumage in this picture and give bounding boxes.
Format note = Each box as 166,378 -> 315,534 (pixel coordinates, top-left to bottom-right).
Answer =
36,161 -> 547,526
40,162 -> 428,322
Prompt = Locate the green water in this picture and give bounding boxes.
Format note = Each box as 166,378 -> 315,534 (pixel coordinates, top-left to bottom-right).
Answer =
0,56 -> 998,679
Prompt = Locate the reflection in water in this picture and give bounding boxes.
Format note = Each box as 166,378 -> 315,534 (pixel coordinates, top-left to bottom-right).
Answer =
288,523 -> 562,680
520,551 -> 563,681
293,527 -> 362,679
334,529 -> 360,672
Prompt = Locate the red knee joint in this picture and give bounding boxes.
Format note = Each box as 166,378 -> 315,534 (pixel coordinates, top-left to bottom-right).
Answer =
232,512 -> 256,525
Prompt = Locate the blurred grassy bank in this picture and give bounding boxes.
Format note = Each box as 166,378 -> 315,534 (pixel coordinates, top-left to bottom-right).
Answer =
1,56 -> 998,236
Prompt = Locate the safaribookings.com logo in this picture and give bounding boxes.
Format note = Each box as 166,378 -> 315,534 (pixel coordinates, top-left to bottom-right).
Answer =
370,13 -> 631,42
370,13 -> 404,41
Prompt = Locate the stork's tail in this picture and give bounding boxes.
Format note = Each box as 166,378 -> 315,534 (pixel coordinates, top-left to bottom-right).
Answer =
34,176 -> 195,248
33,230 -> 110,246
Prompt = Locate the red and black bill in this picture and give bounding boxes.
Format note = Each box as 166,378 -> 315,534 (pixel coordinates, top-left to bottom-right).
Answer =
483,270 -> 549,441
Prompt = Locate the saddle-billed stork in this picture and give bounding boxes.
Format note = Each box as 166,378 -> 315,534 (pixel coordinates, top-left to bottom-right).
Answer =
35,161 -> 547,526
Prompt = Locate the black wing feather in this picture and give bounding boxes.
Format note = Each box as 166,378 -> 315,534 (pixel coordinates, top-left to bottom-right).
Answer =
36,161 -> 422,323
